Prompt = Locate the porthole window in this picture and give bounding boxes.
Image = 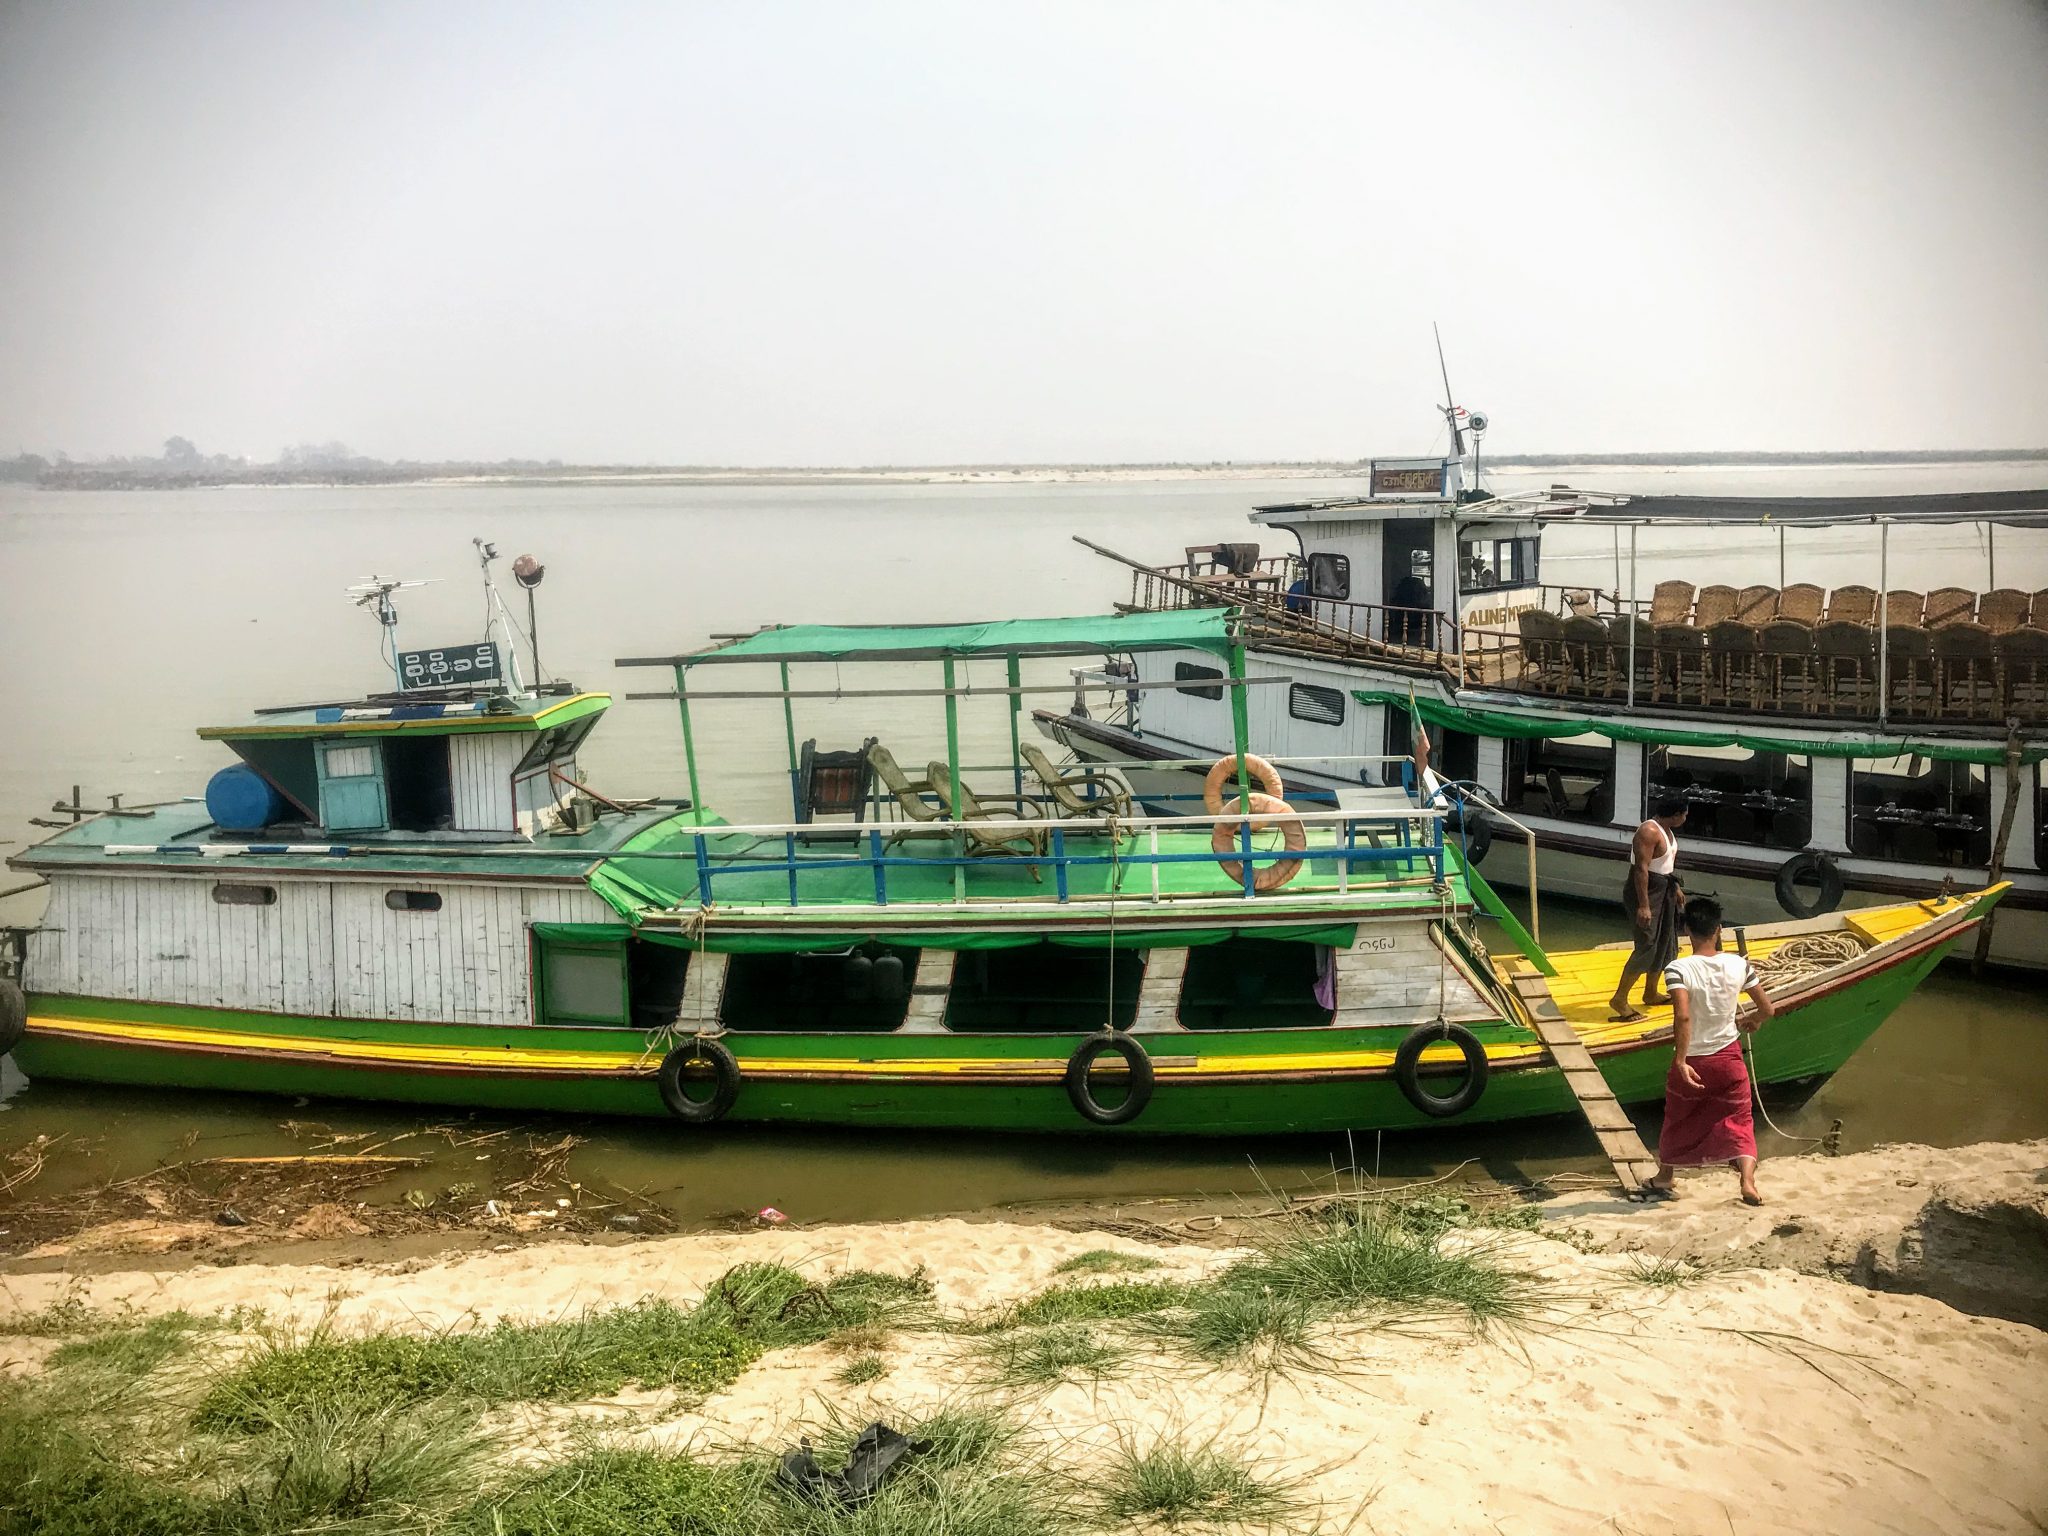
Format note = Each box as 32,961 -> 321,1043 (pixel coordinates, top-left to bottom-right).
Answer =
385,889 -> 443,912
211,883 -> 277,906
1288,683 -> 1346,726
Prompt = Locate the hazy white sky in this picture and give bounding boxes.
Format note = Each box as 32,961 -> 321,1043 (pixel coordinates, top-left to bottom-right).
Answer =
2,1 -> 2045,464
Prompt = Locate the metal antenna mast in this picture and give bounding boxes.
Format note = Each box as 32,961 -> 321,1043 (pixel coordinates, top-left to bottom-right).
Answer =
1433,322 -> 1467,458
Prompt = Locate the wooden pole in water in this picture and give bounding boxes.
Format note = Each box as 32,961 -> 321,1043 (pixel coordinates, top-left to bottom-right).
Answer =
1972,719 -> 2024,975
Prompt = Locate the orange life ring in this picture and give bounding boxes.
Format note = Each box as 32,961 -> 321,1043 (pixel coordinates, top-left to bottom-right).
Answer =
1202,752 -> 1286,816
1211,791 -> 1306,891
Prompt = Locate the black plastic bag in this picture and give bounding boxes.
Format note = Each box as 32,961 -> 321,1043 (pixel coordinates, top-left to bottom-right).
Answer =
777,1422 -> 931,1506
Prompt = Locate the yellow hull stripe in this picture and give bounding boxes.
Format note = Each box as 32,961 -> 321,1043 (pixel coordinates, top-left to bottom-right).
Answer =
27,1014 -> 1599,1078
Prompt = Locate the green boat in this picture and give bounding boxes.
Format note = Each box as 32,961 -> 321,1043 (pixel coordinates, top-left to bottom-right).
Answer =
0,594 -> 2000,1143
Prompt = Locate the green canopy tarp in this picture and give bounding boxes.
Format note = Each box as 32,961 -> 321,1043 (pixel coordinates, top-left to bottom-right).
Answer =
675,610 -> 1236,666
1355,690 -> 2043,766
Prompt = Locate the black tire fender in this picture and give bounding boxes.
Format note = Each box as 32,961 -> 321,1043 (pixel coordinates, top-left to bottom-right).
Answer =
1392,1019 -> 1490,1120
1456,813 -> 1494,866
1774,851 -> 1844,919
1063,1032 -> 1155,1127
657,1036 -> 741,1124
0,978 -> 23,1057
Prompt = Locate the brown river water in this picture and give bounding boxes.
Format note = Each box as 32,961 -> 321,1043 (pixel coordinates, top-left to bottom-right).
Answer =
1,465 -> 2043,1230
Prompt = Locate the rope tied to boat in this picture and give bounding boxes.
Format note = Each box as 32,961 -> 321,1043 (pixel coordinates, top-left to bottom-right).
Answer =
642,904 -> 717,1065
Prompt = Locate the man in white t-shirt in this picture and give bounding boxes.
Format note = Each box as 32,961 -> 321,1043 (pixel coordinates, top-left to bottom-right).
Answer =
1643,895 -> 1775,1205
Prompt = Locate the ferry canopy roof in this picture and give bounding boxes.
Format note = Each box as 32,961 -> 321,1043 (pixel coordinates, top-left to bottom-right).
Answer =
1546,488 -> 2048,528
622,609 -> 1237,668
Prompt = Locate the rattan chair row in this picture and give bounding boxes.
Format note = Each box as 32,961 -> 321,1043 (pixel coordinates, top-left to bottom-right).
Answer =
1518,610 -> 2048,720
1645,581 -> 2046,635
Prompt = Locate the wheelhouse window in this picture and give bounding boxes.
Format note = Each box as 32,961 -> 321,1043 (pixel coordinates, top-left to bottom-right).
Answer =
1645,744 -> 1812,852
1849,755 -> 1991,866
1288,683 -> 1346,727
385,889 -> 443,912
1174,662 -> 1224,700
1307,552 -> 1350,600
211,883 -> 277,906
1502,732 -> 1616,824
1458,537 -> 1539,590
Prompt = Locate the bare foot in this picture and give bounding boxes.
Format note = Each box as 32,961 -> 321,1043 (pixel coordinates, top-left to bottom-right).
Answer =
1740,1182 -> 1764,1206
1610,1003 -> 1648,1022
1638,1178 -> 1676,1200
1643,992 -> 1668,1008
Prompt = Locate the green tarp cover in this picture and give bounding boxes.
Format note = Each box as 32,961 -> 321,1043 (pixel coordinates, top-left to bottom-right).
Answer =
685,610 -> 1235,666
1355,691 -> 2043,766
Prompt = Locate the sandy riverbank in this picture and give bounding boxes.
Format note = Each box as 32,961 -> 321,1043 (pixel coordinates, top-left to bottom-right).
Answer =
4,1139 -> 2043,1533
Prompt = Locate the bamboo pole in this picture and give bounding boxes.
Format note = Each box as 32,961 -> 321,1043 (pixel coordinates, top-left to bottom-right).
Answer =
1972,720 -> 2024,974
1877,521 -> 1889,725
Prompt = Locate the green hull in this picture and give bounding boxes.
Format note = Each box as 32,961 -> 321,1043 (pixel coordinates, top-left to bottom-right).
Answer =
11,932 -> 1950,1136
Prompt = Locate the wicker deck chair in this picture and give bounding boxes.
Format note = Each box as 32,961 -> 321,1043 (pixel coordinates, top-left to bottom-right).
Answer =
1757,621 -> 1814,713
1882,590 -> 1925,631
1777,583 -> 1824,626
1998,627 -> 2048,717
1931,623 -> 1996,719
1693,585 -> 1740,629
1517,609 -> 1568,690
1814,622 -> 1877,716
1561,615 -> 1613,697
1655,623 -> 1707,705
1604,615 -> 1654,699
1733,585 -> 1778,626
1884,624 -> 1934,719
1020,743 -> 1132,824
1705,620 -> 1761,709
1823,585 -> 1876,626
1648,580 -> 1695,627
925,760 -> 1051,871
1924,587 -> 1976,630
868,744 -> 945,831
1976,589 -> 2031,634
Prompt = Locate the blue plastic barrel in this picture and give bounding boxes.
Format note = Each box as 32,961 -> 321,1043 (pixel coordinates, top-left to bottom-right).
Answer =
205,764 -> 287,831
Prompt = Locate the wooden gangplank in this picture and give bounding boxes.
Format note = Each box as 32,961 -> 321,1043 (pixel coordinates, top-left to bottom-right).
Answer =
1508,973 -> 1661,1196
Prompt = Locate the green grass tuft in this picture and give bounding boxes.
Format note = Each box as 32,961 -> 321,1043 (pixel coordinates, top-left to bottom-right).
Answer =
1095,1434 -> 1298,1530
47,1312 -> 222,1377
1157,1286 -> 1316,1367
834,1352 -> 889,1386
1623,1252 -> 1711,1288
457,1442 -> 767,1536
978,1322 -> 1130,1389
1383,1192 -> 1543,1241
998,1280 -> 1191,1330
1050,1249 -> 1164,1277
1226,1208 -> 1532,1325
194,1298 -> 754,1430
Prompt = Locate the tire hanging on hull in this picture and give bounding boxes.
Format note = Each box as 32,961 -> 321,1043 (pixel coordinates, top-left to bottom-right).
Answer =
1392,1019 -> 1489,1119
658,1037 -> 742,1123
1064,1032 -> 1155,1126
1774,851 -> 1845,919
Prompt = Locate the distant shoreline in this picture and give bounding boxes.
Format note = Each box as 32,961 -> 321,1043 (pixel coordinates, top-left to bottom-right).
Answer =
8,447 -> 2047,492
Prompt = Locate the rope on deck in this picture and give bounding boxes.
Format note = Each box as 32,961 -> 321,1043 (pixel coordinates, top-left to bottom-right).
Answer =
1749,931 -> 1867,988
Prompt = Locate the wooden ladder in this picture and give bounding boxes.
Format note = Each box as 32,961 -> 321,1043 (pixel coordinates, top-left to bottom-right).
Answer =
1508,973 -> 1661,1196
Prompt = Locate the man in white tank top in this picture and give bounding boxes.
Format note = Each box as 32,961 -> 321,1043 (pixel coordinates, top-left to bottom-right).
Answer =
1607,794 -> 1690,1021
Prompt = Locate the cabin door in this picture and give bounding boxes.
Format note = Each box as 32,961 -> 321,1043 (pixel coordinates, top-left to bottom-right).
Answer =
317,742 -> 388,831
1381,520 -> 1436,645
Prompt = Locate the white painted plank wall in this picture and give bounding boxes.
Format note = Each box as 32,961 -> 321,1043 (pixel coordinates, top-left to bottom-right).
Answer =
25,872 -> 613,1026
449,735 -> 520,832
1611,742 -> 1644,827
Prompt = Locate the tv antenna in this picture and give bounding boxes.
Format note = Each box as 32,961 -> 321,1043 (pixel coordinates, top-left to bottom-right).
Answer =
346,575 -> 437,689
